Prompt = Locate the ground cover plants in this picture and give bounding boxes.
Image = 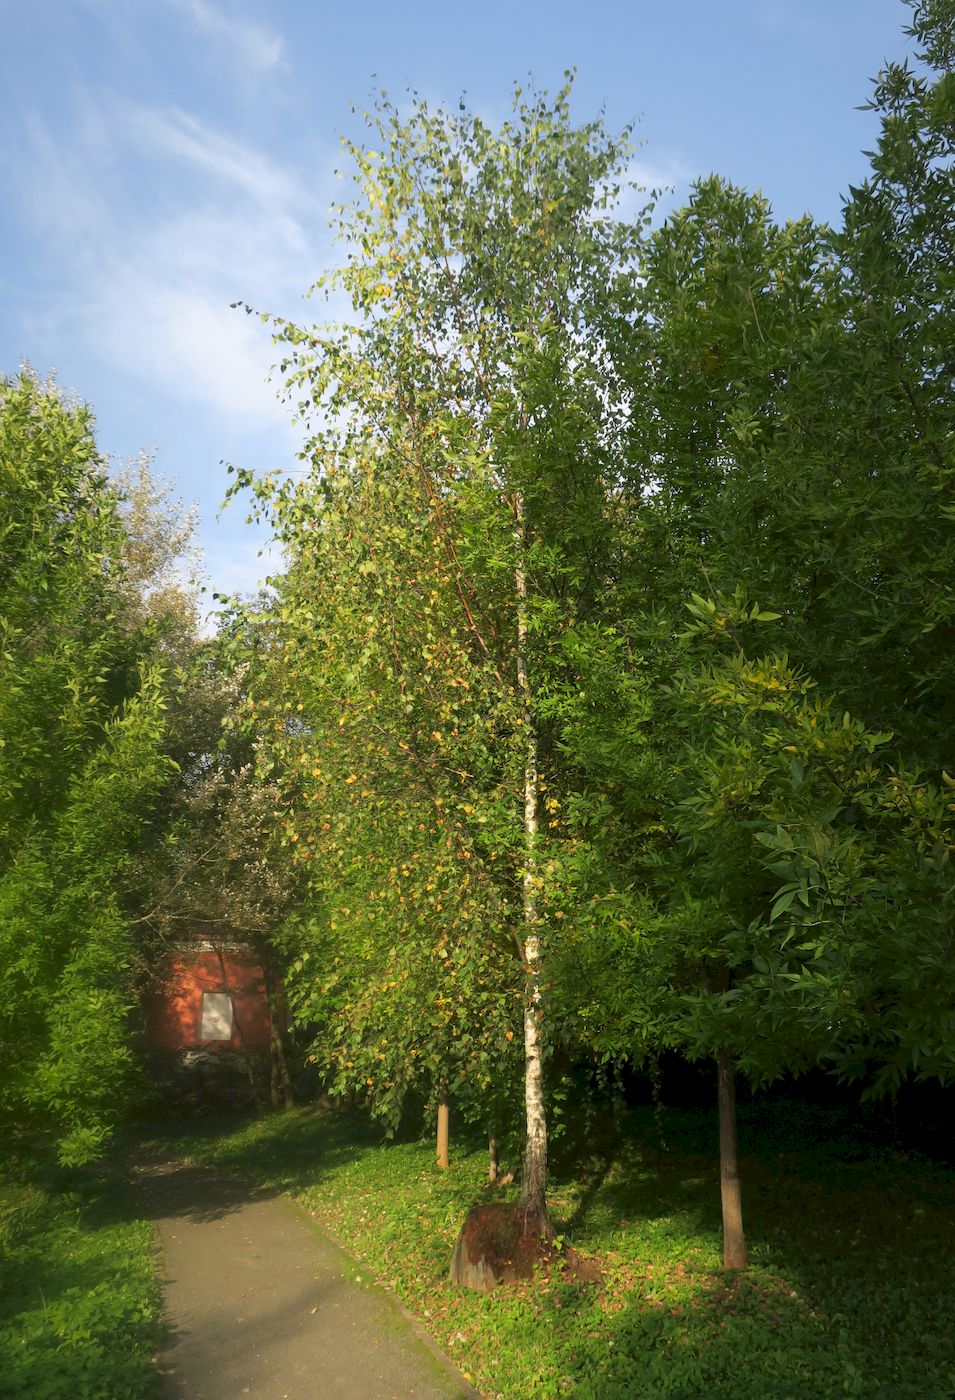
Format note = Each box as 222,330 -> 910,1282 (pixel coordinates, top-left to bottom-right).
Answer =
0,1155 -> 162,1399
162,1100 -> 955,1398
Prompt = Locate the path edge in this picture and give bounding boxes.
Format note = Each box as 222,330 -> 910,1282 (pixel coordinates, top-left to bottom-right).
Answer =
283,1195 -> 484,1400
126,1150 -> 484,1400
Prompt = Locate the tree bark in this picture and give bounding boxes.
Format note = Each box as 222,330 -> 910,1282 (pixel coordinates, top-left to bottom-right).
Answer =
515,493 -> 550,1231
717,1048 -> 747,1269
269,1021 -> 294,1109
240,1047 -> 264,1112
265,973 -> 294,1109
270,1036 -> 279,1110
436,1090 -> 450,1170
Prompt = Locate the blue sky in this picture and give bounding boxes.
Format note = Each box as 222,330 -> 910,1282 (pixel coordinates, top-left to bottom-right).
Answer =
1,0 -> 911,613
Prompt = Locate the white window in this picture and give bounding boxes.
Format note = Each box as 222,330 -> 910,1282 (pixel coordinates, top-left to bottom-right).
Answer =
200,992 -> 234,1041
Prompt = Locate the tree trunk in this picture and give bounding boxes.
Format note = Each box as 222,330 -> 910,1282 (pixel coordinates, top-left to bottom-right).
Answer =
218,948 -> 263,1114
717,1048 -> 747,1269
265,975 -> 294,1109
241,1048 -> 264,1112
269,1021 -> 294,1109
269,1030 -> 280,1109
436,1090 -> 450,1170
520,952 -> 548,1222
446,498 -> 554,1287
514,492 -> 550,1233
488,1132 -> 499,1184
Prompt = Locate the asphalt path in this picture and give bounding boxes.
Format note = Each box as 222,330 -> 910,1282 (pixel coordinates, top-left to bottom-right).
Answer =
131,1157 -> 480,1400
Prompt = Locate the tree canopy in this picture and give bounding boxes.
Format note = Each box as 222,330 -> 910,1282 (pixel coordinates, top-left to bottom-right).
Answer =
219,0 -> 953,1268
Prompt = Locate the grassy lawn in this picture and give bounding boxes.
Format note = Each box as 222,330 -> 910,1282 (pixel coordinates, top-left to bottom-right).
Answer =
0,1157 -> 162,1399
158,1099 -> 955,1399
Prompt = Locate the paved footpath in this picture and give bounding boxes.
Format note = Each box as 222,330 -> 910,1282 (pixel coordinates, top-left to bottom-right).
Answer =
130,1157 -> 480,1400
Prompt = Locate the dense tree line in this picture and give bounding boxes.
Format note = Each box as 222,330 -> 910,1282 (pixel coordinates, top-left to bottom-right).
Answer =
0,374 -> 197,1163
223,0 -> 953,1271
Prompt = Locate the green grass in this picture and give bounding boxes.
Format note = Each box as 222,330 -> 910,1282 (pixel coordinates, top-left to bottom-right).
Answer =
0,1158 -> 162,1399
157,1101 -> 955,1399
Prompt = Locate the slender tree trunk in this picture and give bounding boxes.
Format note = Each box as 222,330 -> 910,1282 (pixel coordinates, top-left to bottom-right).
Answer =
269,1022 -> 295,1109
514,493 -> 550,1232
265,974 -> 294,1109
242,1052 -> 264,1111
269,1044 -> 279,1109
436,1089 -> 450,1170
488,1132 -> 499,1184
717,1048 -> 747,1269
237,1022 -> 263,1113
216,947 -> 263,1114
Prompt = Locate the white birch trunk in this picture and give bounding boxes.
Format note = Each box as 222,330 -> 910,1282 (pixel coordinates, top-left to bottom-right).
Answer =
515,492 -> 549,1226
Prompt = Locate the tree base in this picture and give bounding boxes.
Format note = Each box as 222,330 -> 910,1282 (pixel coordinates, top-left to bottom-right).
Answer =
449,1202 -> 553,1290
449,1201 -> 600,1291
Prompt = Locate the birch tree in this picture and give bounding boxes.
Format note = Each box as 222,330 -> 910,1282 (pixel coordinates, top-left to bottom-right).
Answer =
233,80 -> 646,1255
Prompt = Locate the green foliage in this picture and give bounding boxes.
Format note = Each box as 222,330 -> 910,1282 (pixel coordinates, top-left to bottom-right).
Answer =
0,372 -> 176,1162
206,1 -> 955,1237
622,0 -> 954,771
541,583 -> 954,1098
537,0 -> 955,1098
670,623 -> 955,1090
227,80 -> 651,1152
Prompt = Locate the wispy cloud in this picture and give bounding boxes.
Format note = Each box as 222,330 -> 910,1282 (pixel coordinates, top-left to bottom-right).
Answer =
18,100 -> 329,433
623,155 -> 691,197
17,116 -> 108,246
166,0 -> 285,72
130,106 -> 302,213
91,271 -> 292,430
204,535 -> 284,600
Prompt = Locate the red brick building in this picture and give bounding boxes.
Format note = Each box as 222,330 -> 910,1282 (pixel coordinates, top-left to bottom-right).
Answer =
147,941 -> 274,1053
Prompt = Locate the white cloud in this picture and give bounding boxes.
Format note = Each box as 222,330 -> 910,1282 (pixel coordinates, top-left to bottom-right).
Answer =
17,115 -> 107,246
18,100 -> 331,432
91,274 -> 293,431
166,0 -> 285,72
624,155 -> 691,196
584,151 -> 692,233
205,534 -> 283,594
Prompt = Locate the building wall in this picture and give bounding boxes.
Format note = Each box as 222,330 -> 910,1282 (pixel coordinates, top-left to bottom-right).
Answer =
147,946 -> 273,1051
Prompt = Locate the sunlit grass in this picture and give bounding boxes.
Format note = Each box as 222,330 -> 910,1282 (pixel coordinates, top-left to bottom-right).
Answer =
165,1101 -> 955,1398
